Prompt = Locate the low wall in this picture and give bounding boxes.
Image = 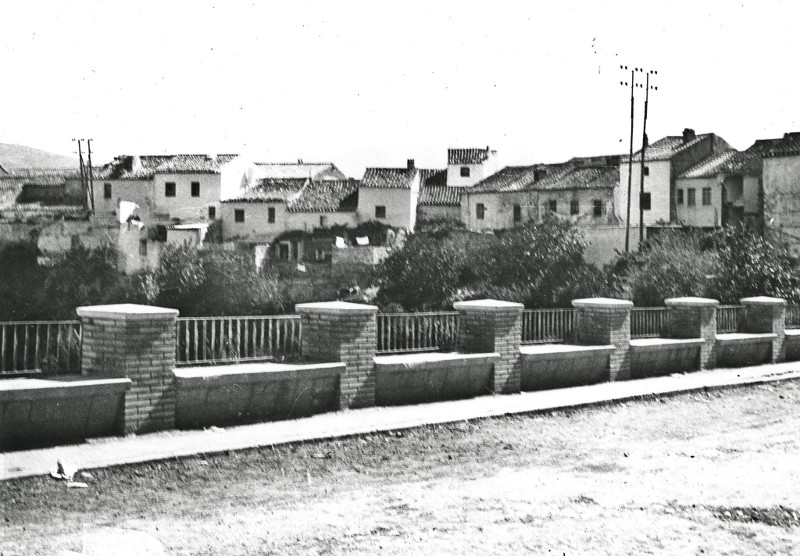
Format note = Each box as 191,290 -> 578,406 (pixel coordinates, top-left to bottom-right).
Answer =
786,330 -> 800,362
374,352 -> 498,406
0,377 -> 131,450
520,344 -> 614,391
716,333 -> 776,368
173,362 -> 345,429
630,338 -> 705,379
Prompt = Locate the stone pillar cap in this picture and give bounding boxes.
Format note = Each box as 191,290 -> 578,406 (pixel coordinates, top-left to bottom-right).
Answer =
740,296 -> 787,306
76,304 -> 179,320
295,300 -> 378,314
665,297 -> 719,307
572,298 -> 633,309
453,299 -> 524,311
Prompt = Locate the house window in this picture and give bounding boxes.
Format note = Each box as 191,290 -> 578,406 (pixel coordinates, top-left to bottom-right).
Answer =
320,215 -> 328,227
570,199 -> 579,215
702,187 -> 712,206
268,207 -> 276,223
677,189 -> 684,205
208,206 -> 216,220
375,205 -> 386,219
103,183 -> 112,199
139,240 -> 148,256
513,204 -> 522,222
460,166 -> 470,177
476,203 -> 485,220
643,166 -> 650,176
234,209 -> 245,223
191,181 -> 200,197
165,182 -> 176,197
315,248 -> 326,262
641,192 -> 652,211
687,189 -> 696,207
593,199 -> 604,216
549,200 -> 558,213
278,242 -> 290,261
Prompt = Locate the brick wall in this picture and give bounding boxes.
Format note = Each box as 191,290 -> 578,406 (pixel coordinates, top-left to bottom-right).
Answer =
665,298 -> 718,370
78,304 -> 179,434
742,297 -> 786,363
297,301 -> 378,409
454,300 -> 523,394
573,299 -> 632,381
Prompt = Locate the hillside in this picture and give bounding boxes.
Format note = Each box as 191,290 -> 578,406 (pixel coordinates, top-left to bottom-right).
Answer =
0,143 -> 77,170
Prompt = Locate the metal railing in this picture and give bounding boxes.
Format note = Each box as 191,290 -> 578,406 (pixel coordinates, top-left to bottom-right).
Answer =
717,305 -> 746,334
631,307 -> 668,339
786,305 -> 800,329
176,315 -> 302,366
376,312 -> 459,354
521,308 -> 575,344
0,320 -> 82,376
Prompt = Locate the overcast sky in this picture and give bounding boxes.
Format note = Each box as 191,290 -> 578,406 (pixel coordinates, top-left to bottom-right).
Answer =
1,1 -> 798,176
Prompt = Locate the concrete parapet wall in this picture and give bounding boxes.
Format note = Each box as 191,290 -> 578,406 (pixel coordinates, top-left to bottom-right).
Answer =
716,333 -> 776,368
374,352 -> 498,406
174,362 -> 344,429
0,377 -> 130,449
785,330 -> 800,362
630,338 -> 704,379
520,344 -> 613,391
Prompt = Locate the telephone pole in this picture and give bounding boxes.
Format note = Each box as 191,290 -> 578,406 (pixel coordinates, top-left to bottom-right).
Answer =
86,139 -> 95,214
621,66 -> 635,252
636,69 -> 658,247
74,139 -> 88,212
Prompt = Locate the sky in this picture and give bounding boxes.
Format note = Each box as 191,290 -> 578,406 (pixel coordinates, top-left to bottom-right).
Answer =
1,0 -> 798,177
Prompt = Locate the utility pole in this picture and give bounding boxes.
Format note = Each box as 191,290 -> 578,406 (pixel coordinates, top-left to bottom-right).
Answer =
621,66 -> 635,253
636,69 -> 658,248
74,139 -> 87,212
86,139 -> 95,214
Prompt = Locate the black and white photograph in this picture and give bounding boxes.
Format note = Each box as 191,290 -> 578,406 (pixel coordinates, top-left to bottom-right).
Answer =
2,1 -> 800,554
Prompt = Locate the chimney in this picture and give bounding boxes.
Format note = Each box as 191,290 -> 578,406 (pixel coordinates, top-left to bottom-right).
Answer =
682,128 -> 696,144
130,155 -> 142,173
407,159 -> 415,171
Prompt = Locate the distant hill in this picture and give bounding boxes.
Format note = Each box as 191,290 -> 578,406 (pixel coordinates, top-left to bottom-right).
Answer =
0,143 -> 77,170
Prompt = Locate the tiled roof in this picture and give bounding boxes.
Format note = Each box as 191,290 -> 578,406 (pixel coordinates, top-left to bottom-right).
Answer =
0,168 -> 84,187
224,178 -> 359,212
471,160 -> 619,193
361,167 -> 417,189
678,150 -> 763,178
469,166 -> 540,193
624,134 -> 721,162
99,154 -> 239,179
419,168 -> 447,188
448,147 -> 493,165
254,162 -> 346,180
288,179 -> 359,212
417,168 -> 462,206
224,178 -> 308,202
757,132 -> 800,158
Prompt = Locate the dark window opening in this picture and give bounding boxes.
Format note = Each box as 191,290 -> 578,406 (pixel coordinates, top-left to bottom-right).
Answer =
549,200 -> 558,213
375,205 -> 386,219
687,189 -> 696,207
279,243 -> 290,261
476,203 -> 485,220
702,187 -> 712,206
268,206 -> 276,223
165,182 -> 176,197
103,183 -> 112,199
643,166 -> 650,176
139,240 -> 148,256
513,204 -> 522,222
593,199 -> 604,216
460,166 -> 470,177
208,206 -> 216,220
641,192 -> 652,211
234,209 -> 245,223
320,215 -> 328,227
191,181 -> 200,197
677,189 -> 684,205
570,199 -> 579,215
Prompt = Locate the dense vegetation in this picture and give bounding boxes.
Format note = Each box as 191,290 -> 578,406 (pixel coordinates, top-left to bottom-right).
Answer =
1,220 -> 798,320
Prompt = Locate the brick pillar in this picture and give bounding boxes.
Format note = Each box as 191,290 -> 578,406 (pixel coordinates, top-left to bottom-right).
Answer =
77,304 -> 179,434
665,297 -> 719,370
453,299 -> 523,394
296,301 -> 378,409
741,296 -> 786,363
572,298 -> 632,382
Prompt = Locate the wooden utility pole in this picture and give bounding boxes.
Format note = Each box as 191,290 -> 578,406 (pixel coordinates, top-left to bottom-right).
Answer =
623,68 -> 635,253
86,139 -> 95,214
75,139 -> 87,211
638,71 -> 651,247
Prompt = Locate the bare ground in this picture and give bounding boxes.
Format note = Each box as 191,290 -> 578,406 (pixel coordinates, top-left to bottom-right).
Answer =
2,381 -> 800,555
